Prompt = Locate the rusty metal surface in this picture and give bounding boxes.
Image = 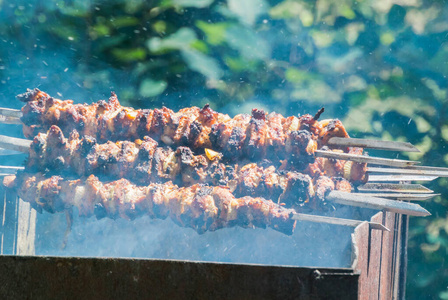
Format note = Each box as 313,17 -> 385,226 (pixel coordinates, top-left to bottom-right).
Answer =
353,211 -> 406,299
0,255 -> 359,300
353,217 -> 370,298
379,212 -> 395,298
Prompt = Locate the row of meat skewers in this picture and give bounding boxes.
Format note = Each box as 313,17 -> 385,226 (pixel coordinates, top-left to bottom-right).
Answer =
0,88 -> 442,235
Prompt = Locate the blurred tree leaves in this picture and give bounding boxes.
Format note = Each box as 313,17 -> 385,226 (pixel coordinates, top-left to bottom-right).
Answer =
1,0 -> 448,298
227,0 -> 268,26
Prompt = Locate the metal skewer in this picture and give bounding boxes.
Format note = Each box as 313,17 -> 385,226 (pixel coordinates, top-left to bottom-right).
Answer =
367,174 -> 438,182
314,150 -> 418,168
0,116 -> 21,125
357,183 -> 433,194
0,135 -> 32,153
292,213 -> 389,231
328,137 -> 420,152
327,191 -> 431,217
0,107 -> 22,118
0,166 -> 24,174
0,148 -> 24,156
349,193 -> 439,201
368,166 -> 448,177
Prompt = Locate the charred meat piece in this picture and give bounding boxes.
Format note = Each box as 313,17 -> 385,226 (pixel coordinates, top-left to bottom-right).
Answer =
314,176 -> 335,210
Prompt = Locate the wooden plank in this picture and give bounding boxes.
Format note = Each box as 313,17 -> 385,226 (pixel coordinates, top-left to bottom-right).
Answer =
16,199 -> 36,255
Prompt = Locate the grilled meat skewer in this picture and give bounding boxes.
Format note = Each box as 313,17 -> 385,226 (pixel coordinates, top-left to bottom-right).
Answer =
18,89 -> 356,164
3,173 -> 297,235
29,125 -> 367,184
25,125 -> 360,210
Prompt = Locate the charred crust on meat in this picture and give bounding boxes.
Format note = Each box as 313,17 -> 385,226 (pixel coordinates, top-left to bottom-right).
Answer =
209,124 -> 222,148
80,136 -> 97,155
326,119 -> 340,131
290,130 -> 312,149
199,104 -> 215,124
97,154 -> 108,165
224,165 -> 236,179
150,109 -> 166,136
196,186 -> 213,197
225,127 -> 245,158
32,135 -> 46,152
53,156 -> 65,170
94,203 -> 107,220
188,120 -> 202,144
16,88 -> 45,102
177,147 -> 194,165
279,173 -> 312,207
313,107 -> 325,120
251,108 -> 266,120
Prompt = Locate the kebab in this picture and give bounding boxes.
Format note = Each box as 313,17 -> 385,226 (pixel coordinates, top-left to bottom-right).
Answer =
15,89 -> 360,165
3,172 -> 299,235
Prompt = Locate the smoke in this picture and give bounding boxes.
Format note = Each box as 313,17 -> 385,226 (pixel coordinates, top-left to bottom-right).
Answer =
35,210 -> 357,268
1,1 -> 380,268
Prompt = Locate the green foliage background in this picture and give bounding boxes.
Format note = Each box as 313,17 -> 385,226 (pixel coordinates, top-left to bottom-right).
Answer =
1,0 -> 447,298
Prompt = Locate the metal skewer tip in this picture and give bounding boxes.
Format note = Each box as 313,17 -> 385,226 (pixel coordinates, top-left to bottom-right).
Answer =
327,191 -> 431,217
328,137 -> 420,152
291,213 -> 390,231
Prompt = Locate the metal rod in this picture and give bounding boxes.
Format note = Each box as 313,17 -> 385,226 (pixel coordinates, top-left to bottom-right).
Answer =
0,115 -> 22,125
328,137 -> 420,152
349,193 -> 439,201
0,135 -> 31,153
0,108 -> 22,118
367,175 -> 438,182
327,191 -> 431,217
314,150 -> 418,168
368,166 -> 448,177
291,213 -> 389,231
0,166 -> 24,174
356,183 -> 433,194
0,148 -> 24,156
